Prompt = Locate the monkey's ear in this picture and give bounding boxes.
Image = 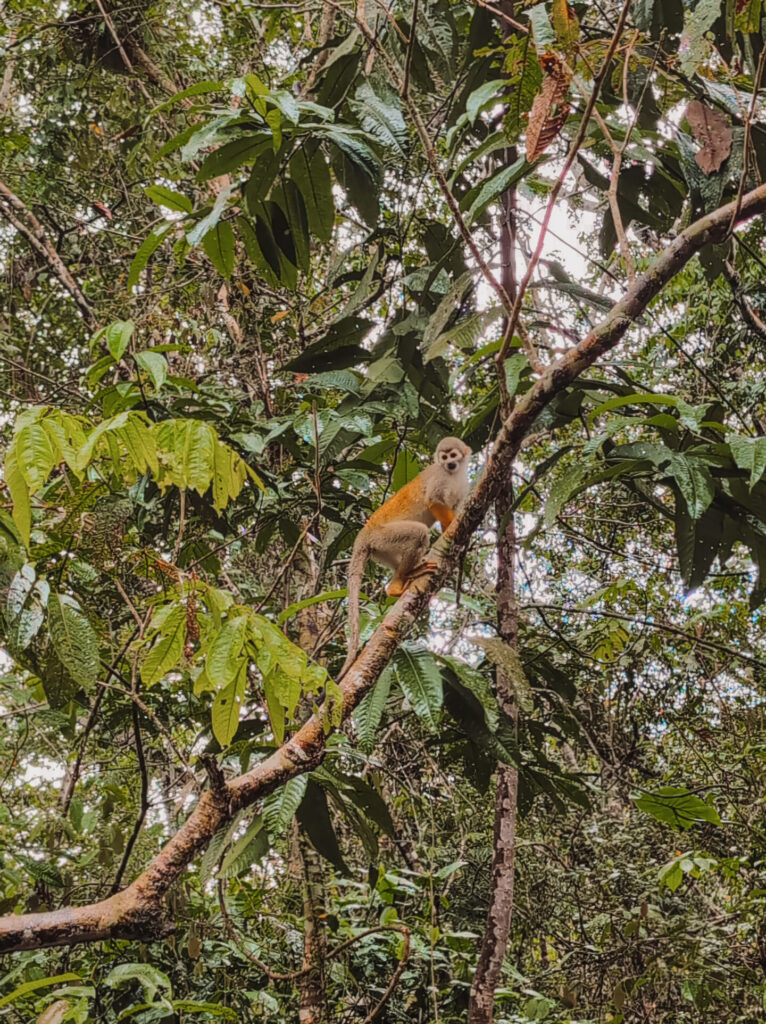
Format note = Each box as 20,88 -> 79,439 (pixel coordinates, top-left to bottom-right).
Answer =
462,442 -> 472,456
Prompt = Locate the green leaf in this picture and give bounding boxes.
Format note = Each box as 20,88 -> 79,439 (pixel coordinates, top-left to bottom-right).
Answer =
104,963 -> 172,1002
128,222 -> 174,290
504,35 -> 543,143
465,79 -> 505,126
634,786 -> 722,831
659,859 -> 684,891
219,814 -> 269,877
15,421 -> 57,491
423,271 -> 473,360
727,434 -> 766,489
186,184 -> 235,247
141,606 -> 186,686
393,645 -> 443,732
350,82 -> 408,153
392,449 -> 421,491
144,185 -> 193,214
280,179 -> 310,274
263,775 -> 308,835
544,463 -> 590,526
296,780 -> 348,873
527,2 -> 555,48
734,0 -> 761,31
116,416 -> 160,477
207,614 -> 249,687
202,220 -> 235,277
289,144 -> 334,242
48,592 -> 99,691
212,665 -> 246,746
151,79 -> 223,113
504,353 -> 528,399
277,588 -> 347,625
196,136 -> 267,182
135,350 -> 168,389
5,449 -> 31,544
155,420 -> 215,494
0,975 -> 81,1010
675,500 -> 723,590
237,215 -> 280,289
666,453 -> 715,519
679,0 -> 720,76
354,666 -> 392,752
170,1002 -> 237,1020
471,637 -> 533,713
552,0 -> 579,53
463,157 -> 528,225
106,320 -> 134,361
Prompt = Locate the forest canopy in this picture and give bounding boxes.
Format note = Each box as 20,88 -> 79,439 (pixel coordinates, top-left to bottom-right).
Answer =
1,0 -> 766,1021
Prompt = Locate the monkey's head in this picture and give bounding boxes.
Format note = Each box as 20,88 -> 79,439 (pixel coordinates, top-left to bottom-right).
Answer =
435,437 -> 471,474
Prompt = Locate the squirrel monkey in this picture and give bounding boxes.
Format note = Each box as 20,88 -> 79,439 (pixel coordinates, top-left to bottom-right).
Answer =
339,437 -> 471,678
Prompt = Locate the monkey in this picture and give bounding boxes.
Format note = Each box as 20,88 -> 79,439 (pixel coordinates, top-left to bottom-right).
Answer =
339,437 -> 472,679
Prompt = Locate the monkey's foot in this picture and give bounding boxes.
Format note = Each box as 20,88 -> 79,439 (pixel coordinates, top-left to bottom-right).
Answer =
386,578 -> 408,597
386,561 -> 439,598
406,559 -> 439,581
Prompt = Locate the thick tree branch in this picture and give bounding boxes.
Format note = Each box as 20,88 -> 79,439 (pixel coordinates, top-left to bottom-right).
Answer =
2,182 -> 766,952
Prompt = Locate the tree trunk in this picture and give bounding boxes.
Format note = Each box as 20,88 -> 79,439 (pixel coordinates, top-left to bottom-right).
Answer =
468,4 -> 520,1017
290,821 -> 328,1024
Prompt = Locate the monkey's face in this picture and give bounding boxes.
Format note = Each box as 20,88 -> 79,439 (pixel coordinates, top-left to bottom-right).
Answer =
436,438 -> 470,474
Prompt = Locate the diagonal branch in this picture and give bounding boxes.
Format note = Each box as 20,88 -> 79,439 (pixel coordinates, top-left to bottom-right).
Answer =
0,179 -> 97,330
1,181 -> 766,953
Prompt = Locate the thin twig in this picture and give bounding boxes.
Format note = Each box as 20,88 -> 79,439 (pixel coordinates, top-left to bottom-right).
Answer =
110,663 -> 150,893
254,517 -> 317,613
727,43 -> 766,235
523,603 -> 766,669
495,0 -> 634,367
472,0 -> 528,34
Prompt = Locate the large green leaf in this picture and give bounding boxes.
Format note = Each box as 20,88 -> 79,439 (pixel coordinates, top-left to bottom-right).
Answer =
218,814 -> 269,878
666,453 -> 715,519
289,144 -> 334,241
212,665 -> 247,746
350,82 -> 408,154
202,220 -> 235,277
727,434 -> 766,488
393,645 -> 443,732
206,614 -> 249,687
354,666 -> 393,752
48,593 -> 99,691
634,787 -> 722,831
263,775 -> 309,835
141,606 -> 186,686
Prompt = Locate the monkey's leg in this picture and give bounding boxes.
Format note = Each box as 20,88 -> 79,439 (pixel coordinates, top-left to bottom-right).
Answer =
369,522 -> 431,597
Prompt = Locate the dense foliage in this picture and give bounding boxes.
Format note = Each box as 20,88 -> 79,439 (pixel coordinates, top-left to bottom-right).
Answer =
1,0 -> 766,1020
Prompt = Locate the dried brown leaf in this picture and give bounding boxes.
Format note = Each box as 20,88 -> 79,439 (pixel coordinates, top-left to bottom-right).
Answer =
526,58 -> 570,162
686,100 -> 733,175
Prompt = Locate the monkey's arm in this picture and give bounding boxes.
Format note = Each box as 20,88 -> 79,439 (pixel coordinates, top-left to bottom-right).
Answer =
428,502 -> 456,531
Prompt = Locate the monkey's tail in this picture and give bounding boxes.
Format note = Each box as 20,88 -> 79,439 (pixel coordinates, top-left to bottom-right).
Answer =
338,539 -> 368,680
